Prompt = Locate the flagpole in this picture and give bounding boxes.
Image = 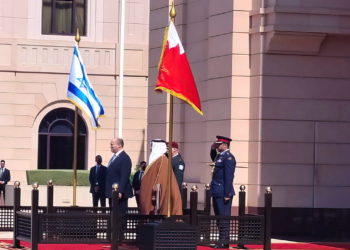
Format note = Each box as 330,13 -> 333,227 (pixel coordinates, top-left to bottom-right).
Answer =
72,29 -> 81,207
166,1 -> 176,218
118,0 -> 126,137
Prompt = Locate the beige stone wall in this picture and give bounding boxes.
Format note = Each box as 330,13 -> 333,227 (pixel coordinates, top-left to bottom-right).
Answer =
2,0 -> 350,210
148,0 -> 252,204
250,0 -> 350,208
0,0 -> 149,205
0,0 -> 149,43
149,0 -> 350,211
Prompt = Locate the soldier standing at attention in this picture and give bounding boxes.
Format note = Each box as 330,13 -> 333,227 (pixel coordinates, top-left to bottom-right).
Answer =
210,136 -> 236,249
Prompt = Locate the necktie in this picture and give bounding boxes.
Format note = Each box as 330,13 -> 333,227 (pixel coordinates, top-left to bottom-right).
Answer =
95,166 -> 99,184
139,171 -> 143,181
108,154 -> 116,166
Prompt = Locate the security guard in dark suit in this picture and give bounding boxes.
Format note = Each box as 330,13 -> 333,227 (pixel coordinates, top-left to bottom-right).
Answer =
89,155 -> 107,207
132,161 -> 146,209
171,141 -> 185,192
210,135 -> 236,249
0,160 -> 11,203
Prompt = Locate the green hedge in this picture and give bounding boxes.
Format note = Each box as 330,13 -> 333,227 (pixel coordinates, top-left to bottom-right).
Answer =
26,170 -> 89,186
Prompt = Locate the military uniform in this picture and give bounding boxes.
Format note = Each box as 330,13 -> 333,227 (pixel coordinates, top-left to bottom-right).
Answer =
172,154 -> 185,192
209,136 -> 236,249
211,149 -> 236,216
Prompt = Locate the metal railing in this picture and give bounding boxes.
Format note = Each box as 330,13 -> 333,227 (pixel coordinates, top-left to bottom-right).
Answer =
9,181 -> 272,250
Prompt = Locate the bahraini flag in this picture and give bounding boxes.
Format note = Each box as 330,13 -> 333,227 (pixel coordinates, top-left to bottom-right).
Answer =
67,42 -> 105,128
155,21 -> 203,115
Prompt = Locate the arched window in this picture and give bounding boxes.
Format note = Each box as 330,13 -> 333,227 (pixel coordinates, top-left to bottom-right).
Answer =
38,108 -> 87,169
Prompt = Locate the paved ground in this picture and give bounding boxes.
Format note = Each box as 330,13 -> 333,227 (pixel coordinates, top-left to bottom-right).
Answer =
0,232 -> 11,240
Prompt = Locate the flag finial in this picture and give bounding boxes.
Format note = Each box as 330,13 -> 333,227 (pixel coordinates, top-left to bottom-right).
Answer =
75,28 -> 81,45
170,2 -> 176,22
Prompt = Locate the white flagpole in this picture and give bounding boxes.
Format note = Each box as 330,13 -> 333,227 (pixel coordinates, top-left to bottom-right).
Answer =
118,0 -> 126,137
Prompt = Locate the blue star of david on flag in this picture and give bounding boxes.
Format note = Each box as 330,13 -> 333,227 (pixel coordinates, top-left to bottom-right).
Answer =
77,77 -> 87,89
67,42 -> 105,128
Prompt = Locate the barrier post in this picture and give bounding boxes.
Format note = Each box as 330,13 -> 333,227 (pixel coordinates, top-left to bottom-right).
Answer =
264,187 -> 272,250
31,182 -> 39,250
238,185 -> 246,248
204,184 -> 211,215
47,180 -> 54,213
181,182 -> 188,210
111,184 -> 119,250
12,181 -> 21,248
190,185 -> 198,226
239,185 -> 246,216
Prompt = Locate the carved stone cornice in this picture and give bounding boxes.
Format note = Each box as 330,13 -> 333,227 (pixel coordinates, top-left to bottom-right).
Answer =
250,1 -> 350,54
0,39 -> 148,76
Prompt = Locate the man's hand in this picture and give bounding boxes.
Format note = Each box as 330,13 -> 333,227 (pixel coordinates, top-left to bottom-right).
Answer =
0,181 -> 4,184
224,197 -> 230,201
118,193 -> 123,199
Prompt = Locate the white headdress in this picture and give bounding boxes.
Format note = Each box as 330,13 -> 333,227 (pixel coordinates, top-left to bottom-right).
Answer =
148,139 -> 167,165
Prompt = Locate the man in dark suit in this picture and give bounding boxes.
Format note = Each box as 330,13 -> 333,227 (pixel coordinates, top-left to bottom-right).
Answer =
89,155 -> 107,207
131,161 -> 146,209
171,142 -> 185,192
105,138 -> 133,214
0,160 -> 11,203
210,136 -> 236,249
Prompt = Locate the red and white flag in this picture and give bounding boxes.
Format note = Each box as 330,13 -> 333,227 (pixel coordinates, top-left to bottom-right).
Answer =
155,21 -> 203,115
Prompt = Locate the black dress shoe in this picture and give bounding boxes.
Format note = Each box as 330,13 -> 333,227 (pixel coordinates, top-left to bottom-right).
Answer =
212,243 -> 229,249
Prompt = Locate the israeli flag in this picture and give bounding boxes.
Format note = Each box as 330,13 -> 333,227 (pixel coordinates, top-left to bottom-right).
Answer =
67,42 -> 104,128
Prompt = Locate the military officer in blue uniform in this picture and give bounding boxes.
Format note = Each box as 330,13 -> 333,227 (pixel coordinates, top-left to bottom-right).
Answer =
210,135 -> 236,249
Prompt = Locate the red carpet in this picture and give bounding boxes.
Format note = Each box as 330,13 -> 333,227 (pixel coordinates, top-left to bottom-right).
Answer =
199,243 -> 350,250
1,240 -> 350,250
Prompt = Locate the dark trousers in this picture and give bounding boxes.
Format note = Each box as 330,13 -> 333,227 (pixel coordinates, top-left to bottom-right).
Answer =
213,197 -> 232,216
92,192 -> 106,207
0,185 -> 6,202
213,197 -> 233,244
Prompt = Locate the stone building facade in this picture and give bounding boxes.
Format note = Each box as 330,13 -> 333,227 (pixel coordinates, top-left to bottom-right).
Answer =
148,0 -> 350,237
1,0 -> 350,237
0,0 -> 149,205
